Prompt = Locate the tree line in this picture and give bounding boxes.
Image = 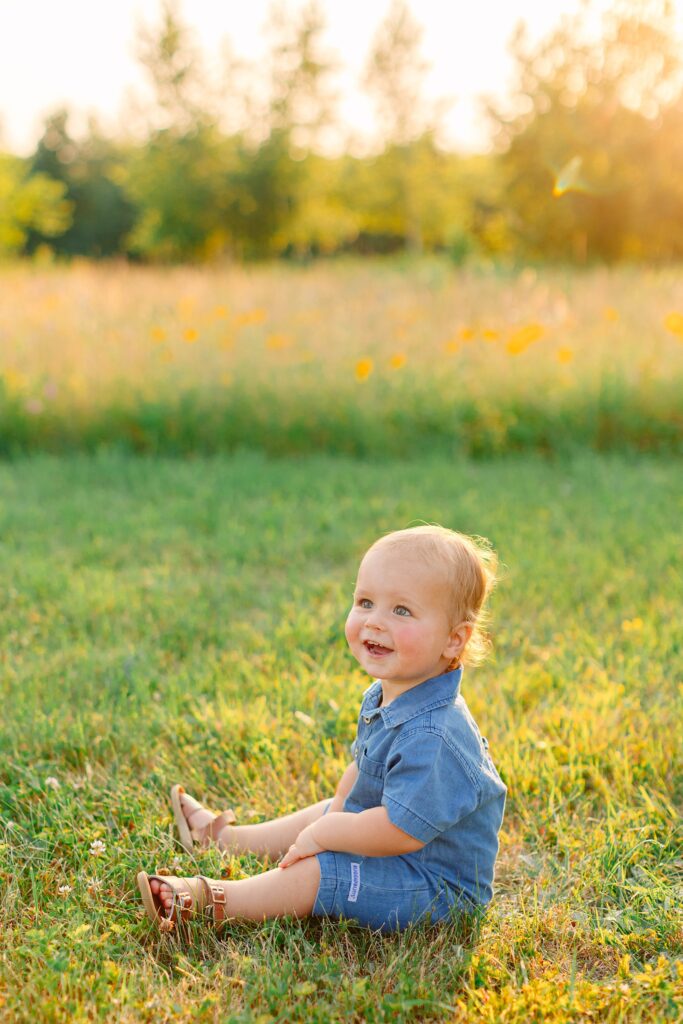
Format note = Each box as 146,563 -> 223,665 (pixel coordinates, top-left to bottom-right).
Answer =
2,0 -> 683,264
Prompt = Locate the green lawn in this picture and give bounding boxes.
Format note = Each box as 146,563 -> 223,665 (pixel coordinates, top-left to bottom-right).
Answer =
1,451 -> 681,1022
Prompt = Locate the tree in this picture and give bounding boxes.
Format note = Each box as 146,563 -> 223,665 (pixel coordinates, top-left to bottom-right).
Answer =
362,0 -> 449,251
489,0 -> 683,262
123,1 -> 233,260
133,0 -> 212,133
228,0 -> 340,257
0,153 -> 71,256
25,111 -> 137,258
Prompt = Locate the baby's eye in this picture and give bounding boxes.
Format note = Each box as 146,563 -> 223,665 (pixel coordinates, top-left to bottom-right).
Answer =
358,598 -> 372,609
394,605 -> 412,617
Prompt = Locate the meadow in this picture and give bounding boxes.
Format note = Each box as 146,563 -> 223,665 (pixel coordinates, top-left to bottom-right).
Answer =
0,260 -> 682,1022
1,260 -> 683,457
0,449 -> 681,1022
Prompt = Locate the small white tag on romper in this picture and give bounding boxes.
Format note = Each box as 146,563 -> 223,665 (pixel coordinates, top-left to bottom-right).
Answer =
348,862 -> 361,903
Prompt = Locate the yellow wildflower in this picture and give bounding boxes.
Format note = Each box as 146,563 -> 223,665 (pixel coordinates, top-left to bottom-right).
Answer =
266,333 -> 291,350
506,323 -> 545,355
389,353 -> 406,370
150,326 -> 166,343
603,306 -> 619,322
663,311 -> 683,337
355,358 -> 373,381
183,328 -> 198,343
557,347 -> 574,364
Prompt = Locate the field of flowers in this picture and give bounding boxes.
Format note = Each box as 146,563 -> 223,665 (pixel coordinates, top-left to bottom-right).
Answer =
0,448 -> 681,1022
1,259 -> 683,456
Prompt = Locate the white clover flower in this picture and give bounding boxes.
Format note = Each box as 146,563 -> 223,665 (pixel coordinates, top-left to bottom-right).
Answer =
58,884 -> 72,895
89,839 -> 106,857
170,857 -> 183,873
86,878 -> 103,895
45,776 -> 60,790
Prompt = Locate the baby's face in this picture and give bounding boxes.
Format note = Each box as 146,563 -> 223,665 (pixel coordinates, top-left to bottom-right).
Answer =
345,546 -> 460,688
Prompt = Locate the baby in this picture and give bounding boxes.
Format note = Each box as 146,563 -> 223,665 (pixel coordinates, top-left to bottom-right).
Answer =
138,525 -> 507,934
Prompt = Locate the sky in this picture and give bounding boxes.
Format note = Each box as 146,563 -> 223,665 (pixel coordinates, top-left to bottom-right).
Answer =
1,0 -> 680,155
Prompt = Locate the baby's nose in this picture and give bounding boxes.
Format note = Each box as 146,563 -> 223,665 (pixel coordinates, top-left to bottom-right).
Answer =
364,611 -> 384,629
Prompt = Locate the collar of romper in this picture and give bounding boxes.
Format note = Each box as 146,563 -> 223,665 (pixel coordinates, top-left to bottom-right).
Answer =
360,666 -> 463,728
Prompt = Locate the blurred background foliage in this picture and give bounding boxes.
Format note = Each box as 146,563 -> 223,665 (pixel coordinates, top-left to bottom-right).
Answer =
3,0 -> 683,265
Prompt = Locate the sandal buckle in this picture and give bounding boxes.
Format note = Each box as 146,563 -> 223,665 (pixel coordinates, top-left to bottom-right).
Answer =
178,892 -> 193,908
210,885 -> 226,904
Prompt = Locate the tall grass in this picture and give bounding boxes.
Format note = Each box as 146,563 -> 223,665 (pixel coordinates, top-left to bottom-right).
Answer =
1,260 -> 682,457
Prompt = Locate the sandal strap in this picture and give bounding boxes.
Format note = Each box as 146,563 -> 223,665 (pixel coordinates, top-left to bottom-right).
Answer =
209,810 -> 237,839
197,876 -> 229,923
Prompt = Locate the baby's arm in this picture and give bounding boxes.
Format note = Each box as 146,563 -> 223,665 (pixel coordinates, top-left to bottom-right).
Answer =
311,807 -> 424,856
327,760 -> 359,813
279,805 -> 424,867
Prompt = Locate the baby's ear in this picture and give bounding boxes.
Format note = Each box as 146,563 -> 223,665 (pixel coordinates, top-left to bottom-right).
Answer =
444,621 -> 473,661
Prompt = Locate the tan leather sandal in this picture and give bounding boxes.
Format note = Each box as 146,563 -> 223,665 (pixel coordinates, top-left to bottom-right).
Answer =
137,870 -> 230,932
171,784 -> 237,853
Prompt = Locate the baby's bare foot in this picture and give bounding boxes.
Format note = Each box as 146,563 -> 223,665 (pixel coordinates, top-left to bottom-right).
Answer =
150,877 -> 175,915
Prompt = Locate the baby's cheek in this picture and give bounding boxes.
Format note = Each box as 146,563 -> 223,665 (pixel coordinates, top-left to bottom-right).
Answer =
344,613 -> 357,647
395,621 -> 424,652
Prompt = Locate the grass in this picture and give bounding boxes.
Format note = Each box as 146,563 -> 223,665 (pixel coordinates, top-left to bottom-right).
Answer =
1,260 -> 683,457
0,449 -> 681,1022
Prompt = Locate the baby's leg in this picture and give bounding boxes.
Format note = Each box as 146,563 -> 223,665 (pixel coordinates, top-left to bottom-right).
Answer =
217,797 -> 332,860
150,855 -> 321,921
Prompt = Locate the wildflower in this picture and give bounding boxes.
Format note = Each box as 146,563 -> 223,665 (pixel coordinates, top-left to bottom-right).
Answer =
266,333 -> 291,351
25,398 -> 44,415
622,617 -> 643,632
294,710 -> 315,728
58,884 -> 72,895
45,776 -> 60,790
444,340 -> 459,354
213,305 -> 229,319
182,328 -> 198,343
556,347 -> 574,364
389,353 -> 406,369
603,306 -> 619,322
663,311 -> 683,337
170,856 -> 183,873
355,358 -> 373,381
90,839 -> 106,857
506,323 -> 545,355
234,308 -> 266,328
86,878 -> 103,895
481,328 -> 499,342
150,326 -> 166,343
458,327 -> 475,342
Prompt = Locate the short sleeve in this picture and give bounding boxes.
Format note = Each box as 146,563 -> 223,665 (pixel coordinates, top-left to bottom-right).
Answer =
382,730 -> 481,843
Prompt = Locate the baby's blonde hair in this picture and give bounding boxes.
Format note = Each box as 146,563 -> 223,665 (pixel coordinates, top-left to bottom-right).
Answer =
364,524 -> 498,668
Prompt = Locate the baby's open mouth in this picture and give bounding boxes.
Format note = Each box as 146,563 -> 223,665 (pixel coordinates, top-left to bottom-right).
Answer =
364,640 -> 393,656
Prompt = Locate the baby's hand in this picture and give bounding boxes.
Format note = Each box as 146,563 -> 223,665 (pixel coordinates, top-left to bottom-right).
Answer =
278,823 -> 325,868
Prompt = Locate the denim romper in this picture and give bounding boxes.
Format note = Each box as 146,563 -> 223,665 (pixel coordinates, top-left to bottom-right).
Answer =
312,667 -> 507,933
